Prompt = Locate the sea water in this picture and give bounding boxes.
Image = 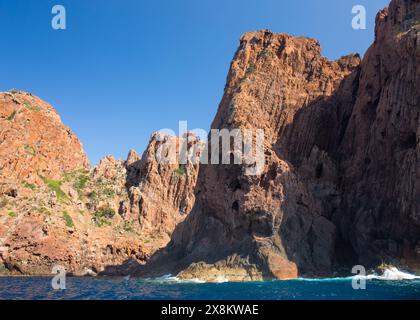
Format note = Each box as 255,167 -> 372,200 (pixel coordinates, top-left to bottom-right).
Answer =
0,275 -> 419,300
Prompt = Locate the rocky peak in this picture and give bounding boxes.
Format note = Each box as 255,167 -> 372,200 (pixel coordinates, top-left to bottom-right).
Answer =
126,132 -> 201,233
0,93 -> 201,276
93,155 -> 124,180
0,91 -> 89,186
213,29 -> 360,148
126,149 -> 141,166
136,0 -> 419,281
375,0 -> 420,42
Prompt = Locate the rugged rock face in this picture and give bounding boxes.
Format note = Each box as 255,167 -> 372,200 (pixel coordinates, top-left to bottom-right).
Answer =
335,0 -> 420,270
1,0 -> 418,280
138,0 -> 420,281
138,32 -> 360,281
0,91 -> 89,186
126,133 -> 201,237
0,92 -> 200,275
283,0 -> 420,272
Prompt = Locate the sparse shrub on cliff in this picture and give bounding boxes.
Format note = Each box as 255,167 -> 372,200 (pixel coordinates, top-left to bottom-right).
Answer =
87,191 -> 98,199
237,61 -> 256,88
7,110 -> 17,121
259,48 -> 272,59
93,207 -> 115,227
245,61 -> 256,76
62,211 -> 74,228
39,175 -> 69,202
22,181 -> 36,191
74,173 -> 89,190
8,209 -> 16,218
122,220 -> 134,233
227,103 -> 236,115
24,145 -> 36,156
98,207 -> 115,219
94,216 -> 111,227
101,187 -> 115,197
36,206 -> 50,215
63,169 -> 80,181
63,169 -> 90,197
0,197 -> 8,209
23,101 -> 41,112
174,166 -> 186,176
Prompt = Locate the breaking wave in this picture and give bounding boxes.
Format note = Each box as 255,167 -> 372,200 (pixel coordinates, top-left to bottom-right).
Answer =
152,274 -> 206,283
364,267 -> 420,281
149,267 -> 420,283
297,267 -> 420,282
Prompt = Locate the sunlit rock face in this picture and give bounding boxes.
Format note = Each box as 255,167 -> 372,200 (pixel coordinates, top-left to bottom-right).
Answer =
137,0 -> 420,281
0,92 -> 200,275
0,0 -> 418,280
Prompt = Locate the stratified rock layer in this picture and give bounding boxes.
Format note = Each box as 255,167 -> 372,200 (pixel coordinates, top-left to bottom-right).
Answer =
139,0 -> 420,281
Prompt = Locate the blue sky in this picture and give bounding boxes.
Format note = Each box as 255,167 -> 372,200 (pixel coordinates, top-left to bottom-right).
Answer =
0,0 -> 389,164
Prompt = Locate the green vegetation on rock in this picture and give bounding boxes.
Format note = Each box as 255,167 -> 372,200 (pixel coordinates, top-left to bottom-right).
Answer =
245,61 -> 256,75
23,101 -> 41,112
237,61 -> 256,87
93,207 -> 115,227
122,220 -> 134,232
74,173 -> 89,191
8,210 -> 17,218
22,181 -> 36,191
0,197 -> 8,209
7,110 -> 17,121
24,145 -> 36,156
63,169 -> 90,197
259,48 -> 272,58
36,206 -> 51,215
174,166 -> 186,176
87,191 -> 98,200
39,175 -> 69,202
62,211 -> 74,228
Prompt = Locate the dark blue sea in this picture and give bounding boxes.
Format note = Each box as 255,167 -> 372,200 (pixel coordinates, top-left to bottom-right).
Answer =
0,276 -> 419,300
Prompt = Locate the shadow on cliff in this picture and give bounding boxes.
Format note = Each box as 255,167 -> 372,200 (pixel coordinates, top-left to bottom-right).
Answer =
101,161 -> 278,278
100,205 -> 268,278
272,70 -> 362,276
100,70 -> 363,278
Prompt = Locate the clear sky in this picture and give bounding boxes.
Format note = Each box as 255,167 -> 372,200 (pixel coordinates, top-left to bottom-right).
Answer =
0,0 -> 389,164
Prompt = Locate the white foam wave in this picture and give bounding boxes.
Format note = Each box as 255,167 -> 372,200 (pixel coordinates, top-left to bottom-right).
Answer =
152,274 -> 206,283
149,267 -> 420,283
365,267 -> 420,281
294,267 -> 420,282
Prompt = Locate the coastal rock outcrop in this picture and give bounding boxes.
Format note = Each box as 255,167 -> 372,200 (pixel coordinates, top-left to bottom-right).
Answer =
0,92 -> 200,275
138,0 -> 420,281
0,91 -> 89,184
1,0 -> 418,280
